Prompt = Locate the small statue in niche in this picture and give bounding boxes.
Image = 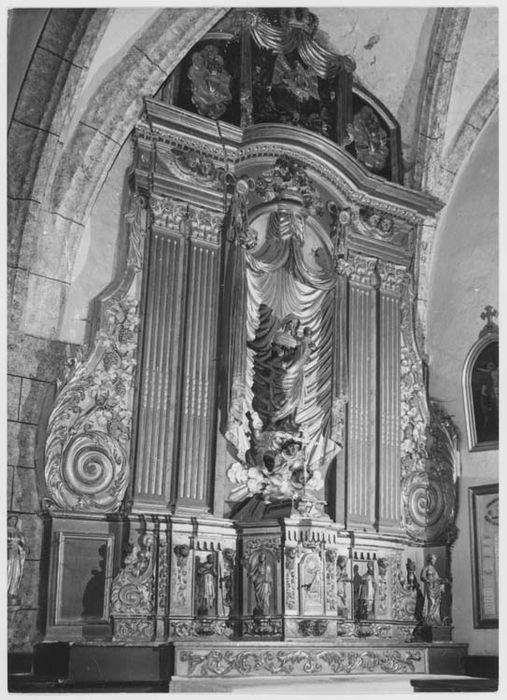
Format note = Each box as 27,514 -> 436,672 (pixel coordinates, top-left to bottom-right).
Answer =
249,551 -> 274,617
420,554 -> 447,626
336,555 -> 351,616
188,44 -> 232,120
195,553 -> 218,616
8,515 -> 27,605
220,548 -> 236,612
356,560 -> 376,621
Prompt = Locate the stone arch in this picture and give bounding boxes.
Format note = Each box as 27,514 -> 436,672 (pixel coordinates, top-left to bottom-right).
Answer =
410,7 -> 470,194
12,7 -> 228,342
437,71 -> 498,199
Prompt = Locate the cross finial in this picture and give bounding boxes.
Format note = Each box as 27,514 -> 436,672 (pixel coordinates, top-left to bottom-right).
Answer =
479,305 -> 498,337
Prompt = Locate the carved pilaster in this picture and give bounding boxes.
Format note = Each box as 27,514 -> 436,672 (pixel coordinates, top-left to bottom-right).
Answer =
284,547 -> 298,613
133,196 -> 223,513
377,262 -> 406,533
110,529 -> 157,642
346,253 -> 377,529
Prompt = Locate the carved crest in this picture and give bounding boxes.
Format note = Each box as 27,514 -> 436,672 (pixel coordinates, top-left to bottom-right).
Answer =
188,44 -> 232,120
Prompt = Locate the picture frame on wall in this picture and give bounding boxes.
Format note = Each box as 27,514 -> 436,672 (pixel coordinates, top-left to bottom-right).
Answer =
463,333 -> 498,451
469,484 -> 498,628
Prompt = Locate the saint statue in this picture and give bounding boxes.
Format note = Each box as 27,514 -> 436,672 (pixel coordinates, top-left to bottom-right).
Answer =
253,315 -> 315,432
356,561 -> 375,620
250,551 -> 274,617
195,554 -> 217,616
8,515 -> 27,605
336,555 -> 350,616
420,554 -> 445,626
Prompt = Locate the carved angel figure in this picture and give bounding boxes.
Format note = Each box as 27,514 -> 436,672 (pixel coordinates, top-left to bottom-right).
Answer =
8,515 -> 27,604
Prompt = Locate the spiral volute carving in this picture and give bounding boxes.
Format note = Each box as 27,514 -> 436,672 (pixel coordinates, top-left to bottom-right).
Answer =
60,431 -> 128,510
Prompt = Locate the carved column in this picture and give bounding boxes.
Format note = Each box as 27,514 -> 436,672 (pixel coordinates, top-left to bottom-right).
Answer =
377,262 -> 405,533
346,254 -> 378,530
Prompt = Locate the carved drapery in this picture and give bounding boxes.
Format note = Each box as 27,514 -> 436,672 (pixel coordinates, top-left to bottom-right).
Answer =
44,194 -> 147,512
224,158 -> 341,511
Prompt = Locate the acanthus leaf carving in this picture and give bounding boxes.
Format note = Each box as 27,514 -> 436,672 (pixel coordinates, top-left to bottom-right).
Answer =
43,192 -> 146,513
180,647 -> 424,677
151,195 -> 223,245
44,297 -> 140,513
110,532 -> 156,641
347,253 -> 378,286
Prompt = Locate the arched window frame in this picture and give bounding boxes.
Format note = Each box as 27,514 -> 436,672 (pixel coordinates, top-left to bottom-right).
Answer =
462,330 -> 499,452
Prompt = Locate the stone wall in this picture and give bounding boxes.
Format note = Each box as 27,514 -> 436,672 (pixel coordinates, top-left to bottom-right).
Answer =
428,109 -> 498,655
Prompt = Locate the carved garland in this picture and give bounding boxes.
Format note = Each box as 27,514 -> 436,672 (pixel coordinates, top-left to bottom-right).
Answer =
180,648 -> 424,677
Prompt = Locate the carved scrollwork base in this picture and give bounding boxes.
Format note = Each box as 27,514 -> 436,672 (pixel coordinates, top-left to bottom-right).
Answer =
178,647 -> 425,677
170,619 -> 235,639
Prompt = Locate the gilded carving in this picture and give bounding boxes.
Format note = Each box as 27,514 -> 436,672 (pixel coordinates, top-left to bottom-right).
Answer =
285,547 -> 298,610
220,548 -> 236,614
195,553 -> 218,617
111,532 -> 156,640
377,261 -> 406,295
420,553 -> 450,626
113,618 -> 154,641
44,296 -> 140,512
180,647 -> 424,677
151,195 -> 223,245
172,544 -> 191,609
243,617 -> 283,637
336,555 -> 351,617
7,515 -> 27,606
301,551 -> 324,613
188,44 -> 232,120
376,557 -> 388,614
341,623 -> 393,639
324,549 -> 338,612
347,253 -> 378,286
355,561 -> 376,621
245,549 -> 275,617
401,403 -> 459,545
156,533 -> 169,616
255,155 -> 323,215
391,556 -> 421,622
350,106 -> 389,173
158,147 -> 225,189
125,194 -> 149,270
298,619 -> 328,637
170,619 -> 234,638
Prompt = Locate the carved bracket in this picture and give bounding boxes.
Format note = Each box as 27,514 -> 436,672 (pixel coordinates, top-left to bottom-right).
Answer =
43,194 -> 146,512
